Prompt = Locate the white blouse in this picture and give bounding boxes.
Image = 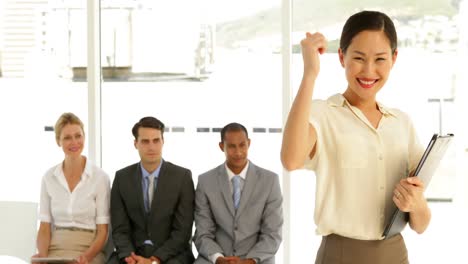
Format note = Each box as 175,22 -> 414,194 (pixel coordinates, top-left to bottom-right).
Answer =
39,158 -> 110,230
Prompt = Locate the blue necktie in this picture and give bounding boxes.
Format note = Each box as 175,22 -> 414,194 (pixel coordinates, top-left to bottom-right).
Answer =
232,175 -> 241,210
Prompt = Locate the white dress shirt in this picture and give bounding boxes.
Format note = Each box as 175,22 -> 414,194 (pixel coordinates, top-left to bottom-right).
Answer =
305,94 -> 424,240
225,161 -> 249,194
39,158 -> 111,230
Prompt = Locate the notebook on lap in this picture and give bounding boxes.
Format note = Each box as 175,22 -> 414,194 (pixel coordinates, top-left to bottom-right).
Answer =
31,257 -> 77,263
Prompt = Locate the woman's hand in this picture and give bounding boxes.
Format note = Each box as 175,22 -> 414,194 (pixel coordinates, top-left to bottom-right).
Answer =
300,32 -> 327,78
393,176 -> 431,233
31,253 -> 47,264
73,255 -> 89,264
393,177 -> 427,213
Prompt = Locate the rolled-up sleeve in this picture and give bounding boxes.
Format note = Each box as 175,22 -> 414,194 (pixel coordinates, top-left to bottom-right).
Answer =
95,171 -> 111,224
39,176 -> 52,223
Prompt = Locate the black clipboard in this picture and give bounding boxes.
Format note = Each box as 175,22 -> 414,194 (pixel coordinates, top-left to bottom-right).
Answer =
382,133 -> 454,239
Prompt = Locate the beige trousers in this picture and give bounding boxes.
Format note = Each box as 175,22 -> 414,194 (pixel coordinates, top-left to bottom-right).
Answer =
48,229 -> 105,264
315,233 -> 409,264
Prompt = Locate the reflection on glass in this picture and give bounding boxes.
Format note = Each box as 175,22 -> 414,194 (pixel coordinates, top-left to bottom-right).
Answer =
0,0 -> 88,202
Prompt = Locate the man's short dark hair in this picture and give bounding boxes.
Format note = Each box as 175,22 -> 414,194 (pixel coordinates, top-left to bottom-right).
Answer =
220,122 -> 248,142
132,116 -> 165,140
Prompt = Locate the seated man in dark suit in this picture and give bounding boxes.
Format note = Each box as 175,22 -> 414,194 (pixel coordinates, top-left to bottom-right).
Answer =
108,116 -> 195,264
194,122 -> 283,264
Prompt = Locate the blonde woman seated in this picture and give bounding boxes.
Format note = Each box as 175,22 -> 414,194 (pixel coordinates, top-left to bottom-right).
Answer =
32,113 -> 110,264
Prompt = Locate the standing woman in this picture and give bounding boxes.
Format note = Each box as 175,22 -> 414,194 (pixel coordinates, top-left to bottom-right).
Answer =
32,113 -> 110,264
281,11 -> 431,264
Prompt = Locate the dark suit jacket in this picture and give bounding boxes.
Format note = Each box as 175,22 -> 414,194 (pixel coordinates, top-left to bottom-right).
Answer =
110,161 -> 195,264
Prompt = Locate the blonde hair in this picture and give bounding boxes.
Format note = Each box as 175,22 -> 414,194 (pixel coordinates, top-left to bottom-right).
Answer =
54,112 -> 84,145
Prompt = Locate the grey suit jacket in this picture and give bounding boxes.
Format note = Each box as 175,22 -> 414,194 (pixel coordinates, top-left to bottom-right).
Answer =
110,161 -> 195,264
194,162 -> 283,264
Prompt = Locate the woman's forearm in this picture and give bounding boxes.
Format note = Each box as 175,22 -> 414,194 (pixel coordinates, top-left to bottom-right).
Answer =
409,201 -> 431,234
281,74 -> 317,170
82,224 -> 108,261
36,222 -> 51,256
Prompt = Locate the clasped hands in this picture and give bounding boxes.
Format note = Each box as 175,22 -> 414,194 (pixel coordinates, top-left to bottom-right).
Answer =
125,252 -> 161,264
216,256 -> 256,264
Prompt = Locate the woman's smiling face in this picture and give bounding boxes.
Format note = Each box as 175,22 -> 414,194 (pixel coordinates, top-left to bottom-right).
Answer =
339,30 -> 398,102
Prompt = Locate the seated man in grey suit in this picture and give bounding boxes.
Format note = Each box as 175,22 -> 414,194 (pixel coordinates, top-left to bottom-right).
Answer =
194,122 -> 283,264
108,116 -> 195,264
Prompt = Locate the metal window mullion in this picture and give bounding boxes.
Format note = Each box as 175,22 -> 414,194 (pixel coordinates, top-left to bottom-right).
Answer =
281,0 -> 293,263
87,0 -> 102,166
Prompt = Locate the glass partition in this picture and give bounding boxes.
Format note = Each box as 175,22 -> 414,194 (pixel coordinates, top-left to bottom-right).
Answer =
0,0 -> 88,202
99,0 -> 283,261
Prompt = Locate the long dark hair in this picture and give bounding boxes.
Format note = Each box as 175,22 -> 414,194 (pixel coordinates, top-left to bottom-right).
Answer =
340,10 -> 397,54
